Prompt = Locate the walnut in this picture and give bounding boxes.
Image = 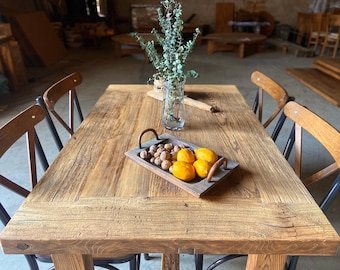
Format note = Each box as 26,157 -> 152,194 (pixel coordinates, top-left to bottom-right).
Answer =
161,160 -> 172,170
160,150 -> 171,161
140,150 -> 150,159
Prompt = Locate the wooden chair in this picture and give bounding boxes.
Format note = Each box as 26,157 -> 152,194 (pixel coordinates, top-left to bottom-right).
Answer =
307,13 -> 327,50
282,101 -> 340,270
36,95 -> 63,151
0,105 -> 140,270
320,14 -> 340,58
251,71 -> 295,141
43,72 -> 84,140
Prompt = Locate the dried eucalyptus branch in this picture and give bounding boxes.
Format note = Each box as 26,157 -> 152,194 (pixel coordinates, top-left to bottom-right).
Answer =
134,0 -> 200,83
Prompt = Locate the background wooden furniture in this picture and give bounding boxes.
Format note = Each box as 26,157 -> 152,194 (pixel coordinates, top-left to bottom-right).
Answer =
203,32 -> 266,58
5,11 -> 67,67
320,14 -> 340,57
215,2 -> 234,33
111,33 -> 155,61
0,24 -> 27,92
307,13 -> 327,50
130,4 -> 203,45
286,58 -> 340,107
1,85 -> 339,270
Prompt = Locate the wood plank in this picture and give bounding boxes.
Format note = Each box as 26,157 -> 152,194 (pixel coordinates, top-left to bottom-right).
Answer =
286,68 -> 340,106
0,37 -> 28,92
10,11 -> 67,66
313,57 -> 340,80
215,3 -> 234,33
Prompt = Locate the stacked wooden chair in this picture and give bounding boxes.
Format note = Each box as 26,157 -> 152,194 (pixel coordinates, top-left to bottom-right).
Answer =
320,14 -> 340,58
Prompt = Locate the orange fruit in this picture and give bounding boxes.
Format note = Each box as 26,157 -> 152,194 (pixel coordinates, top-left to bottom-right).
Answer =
194,148 -> 218,164
176,148 -> 196,164
193,159 -> 212,178
172,161 -> 196,181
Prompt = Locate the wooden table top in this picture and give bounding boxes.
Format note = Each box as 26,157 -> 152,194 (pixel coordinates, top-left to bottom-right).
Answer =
1,85 -> 339,270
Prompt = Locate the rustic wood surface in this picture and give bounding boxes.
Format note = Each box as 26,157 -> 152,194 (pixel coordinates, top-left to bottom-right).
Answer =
313,57 -> 340,80
1,85 -> 339,270
286,68 -> 340,106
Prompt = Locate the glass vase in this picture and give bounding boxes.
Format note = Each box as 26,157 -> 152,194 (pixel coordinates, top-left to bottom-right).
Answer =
161,78 -> 186,130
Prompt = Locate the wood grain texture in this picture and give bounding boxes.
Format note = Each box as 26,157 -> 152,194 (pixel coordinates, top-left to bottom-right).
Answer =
286,68 -> 340,106
1,85 -> 339,270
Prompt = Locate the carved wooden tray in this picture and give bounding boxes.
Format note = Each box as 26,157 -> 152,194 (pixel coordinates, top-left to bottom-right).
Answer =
125,129 -> 239,197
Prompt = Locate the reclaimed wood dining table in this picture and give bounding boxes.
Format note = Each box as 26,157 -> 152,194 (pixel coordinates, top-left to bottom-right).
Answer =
1,84 -> 339,270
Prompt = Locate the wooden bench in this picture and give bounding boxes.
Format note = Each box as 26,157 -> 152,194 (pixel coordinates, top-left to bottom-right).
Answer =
266,38 -> 315,57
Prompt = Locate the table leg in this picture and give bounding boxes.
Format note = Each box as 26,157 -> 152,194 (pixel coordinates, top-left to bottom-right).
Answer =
239,43 -> 245,58
207,40 -> 216,54
246,254 -> 287,270
113,42 -> 122,57
51,254 -> 94,270
161,253 -> 180,270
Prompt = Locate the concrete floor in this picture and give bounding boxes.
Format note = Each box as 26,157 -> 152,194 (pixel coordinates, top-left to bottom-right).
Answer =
0,39 -> 339,270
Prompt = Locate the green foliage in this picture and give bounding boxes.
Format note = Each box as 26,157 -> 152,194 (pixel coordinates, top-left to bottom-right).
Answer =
134,0 -> 200,83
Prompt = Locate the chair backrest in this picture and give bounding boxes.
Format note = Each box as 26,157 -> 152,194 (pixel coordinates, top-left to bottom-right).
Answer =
283,101 -> 340,211
309,12 -> 324,33
0,105 -> 47,197
326,14 -> 340,32
251,71 -> 290,128
251,71 -> 294,141
36,95 -> 64,151
43,72 -> 84,136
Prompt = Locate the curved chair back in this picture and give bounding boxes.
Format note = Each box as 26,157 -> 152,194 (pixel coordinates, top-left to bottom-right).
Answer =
283,102 -> 340,270
43,72 -> 84,136
0,105 -> 46,196
283,101 -> 340,187
0,105 -> 46,270
251,71 -> 290,128
251,71 -> 294,141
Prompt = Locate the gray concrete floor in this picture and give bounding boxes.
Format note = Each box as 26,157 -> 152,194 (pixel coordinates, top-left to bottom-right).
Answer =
0,39 -> 339,269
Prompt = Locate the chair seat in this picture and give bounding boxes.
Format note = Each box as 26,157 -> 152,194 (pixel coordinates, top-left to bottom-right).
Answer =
328,33 -> 339,39
311,31 -> 326,37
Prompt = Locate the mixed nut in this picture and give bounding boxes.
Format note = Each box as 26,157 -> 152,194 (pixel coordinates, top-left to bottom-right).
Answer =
138,142 -> 186,172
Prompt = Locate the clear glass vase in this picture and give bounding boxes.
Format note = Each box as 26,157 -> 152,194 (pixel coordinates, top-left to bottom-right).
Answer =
161,78 -> 186,130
